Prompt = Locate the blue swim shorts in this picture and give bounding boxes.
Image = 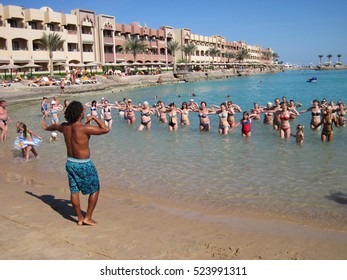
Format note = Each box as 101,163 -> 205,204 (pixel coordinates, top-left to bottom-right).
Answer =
65,157 -> 100,195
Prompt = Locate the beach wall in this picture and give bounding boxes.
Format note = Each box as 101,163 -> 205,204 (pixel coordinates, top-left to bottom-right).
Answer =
1,68 -> 282,103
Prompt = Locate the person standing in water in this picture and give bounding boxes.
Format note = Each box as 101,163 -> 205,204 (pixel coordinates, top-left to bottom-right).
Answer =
41,101 -> 110,226
0,99 -> 11,142
230,111 -> 257,137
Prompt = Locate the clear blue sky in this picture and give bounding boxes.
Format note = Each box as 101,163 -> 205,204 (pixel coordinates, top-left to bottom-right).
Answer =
1,0 -> 346,65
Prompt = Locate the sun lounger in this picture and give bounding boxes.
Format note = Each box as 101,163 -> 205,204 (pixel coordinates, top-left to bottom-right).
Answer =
0,81 -> 12,87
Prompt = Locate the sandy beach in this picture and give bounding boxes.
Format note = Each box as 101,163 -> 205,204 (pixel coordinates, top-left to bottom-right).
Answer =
1,159 -> 347,260
1,70 -> 347,260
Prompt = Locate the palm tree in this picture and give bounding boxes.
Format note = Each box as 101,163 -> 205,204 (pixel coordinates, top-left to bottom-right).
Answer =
318,54 -> 323,65
235,48 -> 250,63
181,43 -> 197,62
39,32 -> 64,76
272,52 -> 279,63
327,54 -> 333,65
208,47 -> 221,64
262,51 -> 273,62
123,37 -> 146,63
337,54 -> 342,63
167,40 -> 180,72
224,52 -> 235,63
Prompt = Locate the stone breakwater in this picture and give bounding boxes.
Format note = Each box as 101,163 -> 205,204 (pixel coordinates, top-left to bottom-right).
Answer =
1,67 -> 281,103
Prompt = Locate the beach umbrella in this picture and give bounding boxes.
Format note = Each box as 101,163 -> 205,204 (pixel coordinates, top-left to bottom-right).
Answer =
70,62 -> 86,68
86,62 -> 101,74
23,62 -> 41,77
54,62 -> 68,75
0,63 -> 22,80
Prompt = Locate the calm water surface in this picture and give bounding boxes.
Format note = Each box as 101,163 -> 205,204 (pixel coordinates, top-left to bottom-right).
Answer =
3,70 -> 347,227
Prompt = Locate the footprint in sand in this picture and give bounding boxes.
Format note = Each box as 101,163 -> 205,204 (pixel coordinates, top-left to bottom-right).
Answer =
5,172 -> 43,187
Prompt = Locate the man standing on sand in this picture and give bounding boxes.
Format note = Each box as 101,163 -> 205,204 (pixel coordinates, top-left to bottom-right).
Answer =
0,99 -> 11,142
41,101 -> 109,225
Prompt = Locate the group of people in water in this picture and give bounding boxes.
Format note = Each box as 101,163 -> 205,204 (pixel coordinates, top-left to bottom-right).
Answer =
80,95 -> 346,144
1,93 -> 347,162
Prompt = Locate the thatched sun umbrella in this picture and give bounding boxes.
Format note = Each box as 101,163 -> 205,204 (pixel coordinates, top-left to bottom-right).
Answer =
0,63 -> 22,80
23,62 -> 41,77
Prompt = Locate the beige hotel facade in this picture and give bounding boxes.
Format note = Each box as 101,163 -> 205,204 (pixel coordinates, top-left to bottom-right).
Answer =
0,4 -> 273,72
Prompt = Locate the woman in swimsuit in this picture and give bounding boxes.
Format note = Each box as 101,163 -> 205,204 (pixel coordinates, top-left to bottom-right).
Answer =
116,101 -> 126,117
315,106 -> 338,142
278,102 -> 299,138
167,103 -> 181,131
136,101 -> 154,131
102,100 -> 118,129
156,100 -> 168,124
41,97 -> 49,116
180,102 -> 191,126
251,102 -> 262,120
288,100 -> 302,120
300,99 -> 322,129
230,111 -> 256,137
124,99 -> 136,124
262,102 -> 274,125
225,101 -> 238,128
271,98 -> 282,130
336,102 -> 347,127
47,100 -> 63,124
212,103 -> 230,135
197,101 -> 214,132
85,100 -> 100,118
329,100 -> 339,112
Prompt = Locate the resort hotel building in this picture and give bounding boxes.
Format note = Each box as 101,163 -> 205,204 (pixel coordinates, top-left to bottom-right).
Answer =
0,4 -> 274,72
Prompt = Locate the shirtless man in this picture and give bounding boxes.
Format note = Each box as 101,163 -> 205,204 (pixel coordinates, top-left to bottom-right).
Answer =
0,100 -> 11,142
41,101 -> 109,225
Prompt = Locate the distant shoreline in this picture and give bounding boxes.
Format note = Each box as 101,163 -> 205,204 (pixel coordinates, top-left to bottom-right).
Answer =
1,67 -> 281,104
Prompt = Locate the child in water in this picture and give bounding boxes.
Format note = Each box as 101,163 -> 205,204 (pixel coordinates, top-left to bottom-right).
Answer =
293,124 -> 304,144
231,111 -> 256,137
16,121 -> 42,161
49,131 -> 58,142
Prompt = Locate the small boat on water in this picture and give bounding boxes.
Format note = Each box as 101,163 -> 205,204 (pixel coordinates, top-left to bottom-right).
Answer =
307,77 -> 318,83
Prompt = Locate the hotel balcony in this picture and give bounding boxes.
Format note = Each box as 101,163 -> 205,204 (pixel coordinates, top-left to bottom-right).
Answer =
3,5 -> 24,20
82,52 -> 95,61
103,36 -> 114,44
12,51 -> 31,63
81,33 -> 94,43
67,52 -> 81,61
104,53 -> 114,62
24,9 -> 45,22
44,10 -> 62,25
132,24 -> 141,35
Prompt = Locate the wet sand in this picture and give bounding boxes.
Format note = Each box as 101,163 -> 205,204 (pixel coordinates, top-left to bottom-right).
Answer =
0,160 -> 346,260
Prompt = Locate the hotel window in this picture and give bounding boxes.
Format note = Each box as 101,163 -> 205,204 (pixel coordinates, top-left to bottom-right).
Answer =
12,41 -> 19,50
82,26 -> 92,34
8,19 -> 17,28
29,21 -> 38,30
33,42 -> 40,51
47,23 -> 55,31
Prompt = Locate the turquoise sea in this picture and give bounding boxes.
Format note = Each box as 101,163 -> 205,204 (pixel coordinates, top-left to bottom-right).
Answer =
3,70 -> 347,229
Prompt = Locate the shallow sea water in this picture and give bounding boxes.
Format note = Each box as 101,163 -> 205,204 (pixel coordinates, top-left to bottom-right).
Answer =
3,70 -> 347,228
